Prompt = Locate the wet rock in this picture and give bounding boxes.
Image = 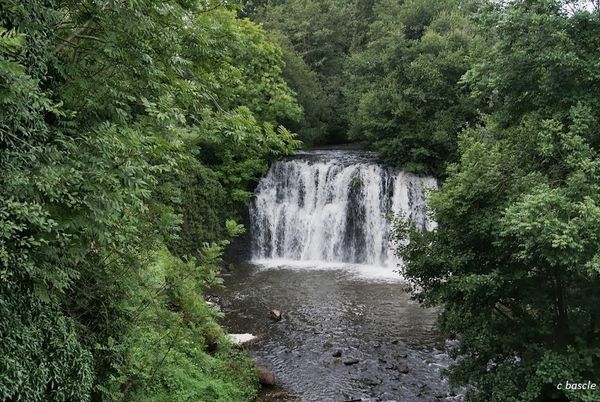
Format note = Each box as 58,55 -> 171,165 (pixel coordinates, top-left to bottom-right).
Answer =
343,358 -> 360,365
257,366 -> 276,386
399,365 -> 410,374
270,309 -> 282,321
391,339 -> 399,345
206,295 -> 224,307
378,358 -> 387,364
332,349 -> 343,358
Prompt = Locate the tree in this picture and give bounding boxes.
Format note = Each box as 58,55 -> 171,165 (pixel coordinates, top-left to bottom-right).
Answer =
264,30 -> 329,145
396,1 -> 600,400
345,0 -> 482,175
254,0 -> 357,143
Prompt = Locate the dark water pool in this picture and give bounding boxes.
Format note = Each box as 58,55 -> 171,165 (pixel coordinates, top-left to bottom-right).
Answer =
215,263 -> 461,402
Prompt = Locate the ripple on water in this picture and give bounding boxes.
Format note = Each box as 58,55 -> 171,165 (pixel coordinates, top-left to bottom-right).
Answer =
216,263 -> 462,402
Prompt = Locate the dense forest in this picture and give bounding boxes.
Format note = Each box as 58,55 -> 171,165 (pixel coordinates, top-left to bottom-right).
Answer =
1,0 -> 299,400
1,0 -> 599,401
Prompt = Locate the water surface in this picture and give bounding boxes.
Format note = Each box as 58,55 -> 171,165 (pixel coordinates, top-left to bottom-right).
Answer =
217,263 -> 460,402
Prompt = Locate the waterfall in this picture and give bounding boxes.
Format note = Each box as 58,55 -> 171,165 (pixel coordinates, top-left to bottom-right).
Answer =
250,150 -> 436,268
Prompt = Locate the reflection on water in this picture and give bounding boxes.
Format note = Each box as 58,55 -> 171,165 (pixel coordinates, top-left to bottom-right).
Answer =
216,263 -> 461,402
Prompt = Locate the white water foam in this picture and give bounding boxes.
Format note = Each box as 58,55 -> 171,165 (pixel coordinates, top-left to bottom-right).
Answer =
251,258 -> 404,282
250,150 -> 436,279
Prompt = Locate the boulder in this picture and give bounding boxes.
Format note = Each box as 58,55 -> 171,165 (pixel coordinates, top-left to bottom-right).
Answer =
332,350 -> 342,358
257,366 -> 276,386
343,358 -> 360,366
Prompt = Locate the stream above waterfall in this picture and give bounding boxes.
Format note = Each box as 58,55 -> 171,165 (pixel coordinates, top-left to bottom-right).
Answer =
217,149 -> 460,401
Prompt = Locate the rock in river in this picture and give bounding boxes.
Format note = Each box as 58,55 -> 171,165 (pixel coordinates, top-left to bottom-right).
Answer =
257,366 -> 276,386
270,309 -> 282,321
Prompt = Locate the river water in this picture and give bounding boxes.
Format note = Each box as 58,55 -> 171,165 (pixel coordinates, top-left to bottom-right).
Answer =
216,150 -> 461,401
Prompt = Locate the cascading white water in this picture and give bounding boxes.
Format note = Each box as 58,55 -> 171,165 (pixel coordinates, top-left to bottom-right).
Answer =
250,150 -> 436,269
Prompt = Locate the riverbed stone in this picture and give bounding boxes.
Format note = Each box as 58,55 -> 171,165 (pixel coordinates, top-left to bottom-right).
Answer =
270,309 -> 282,321
332,349 -> 342,358
343,358 -> 360,365
257,366 -> 276,386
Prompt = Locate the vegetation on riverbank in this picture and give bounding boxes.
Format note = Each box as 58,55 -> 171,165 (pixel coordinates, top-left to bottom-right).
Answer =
395,2 -> 600,400
0,1 -> 299,400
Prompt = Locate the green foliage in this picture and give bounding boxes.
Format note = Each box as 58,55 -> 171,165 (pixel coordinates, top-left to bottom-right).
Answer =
0,0 -> 300,400
109,248 -> 257,402
463,0 -> 600,138
344,0 -> 481,175
249,0 -> 485,160
254,0 -> 357,143
0,288 -> 93,402
267,30 -> 329,145
396,1 -> 600,401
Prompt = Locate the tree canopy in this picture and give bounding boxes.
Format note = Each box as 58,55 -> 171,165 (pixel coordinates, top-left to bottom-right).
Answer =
395,1 -> 600,400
